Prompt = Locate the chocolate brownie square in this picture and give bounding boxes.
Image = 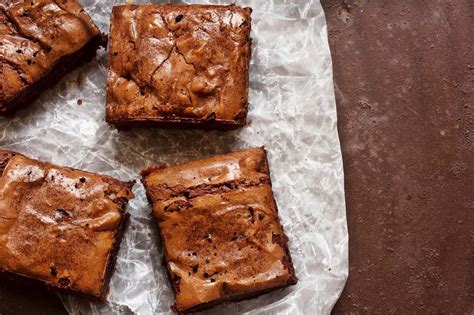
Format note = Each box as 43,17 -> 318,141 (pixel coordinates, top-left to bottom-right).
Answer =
141,147 -> 297,312
0,0 -> 105,113
0,149 -> 134,301
106,4 -> 252,129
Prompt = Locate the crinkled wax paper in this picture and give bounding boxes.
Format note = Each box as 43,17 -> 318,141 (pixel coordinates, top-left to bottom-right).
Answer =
0,0 -> 348,314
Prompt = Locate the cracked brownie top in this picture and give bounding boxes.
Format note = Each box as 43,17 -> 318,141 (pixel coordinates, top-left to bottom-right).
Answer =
0,0 -> 102,111
106,4 -> 252,129
141,148 -> 297,312
0,149 -> 134,299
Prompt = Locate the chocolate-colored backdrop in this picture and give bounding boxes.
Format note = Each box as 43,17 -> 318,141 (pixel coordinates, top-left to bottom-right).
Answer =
322,0 -> 473,313
0,1 -> 472,314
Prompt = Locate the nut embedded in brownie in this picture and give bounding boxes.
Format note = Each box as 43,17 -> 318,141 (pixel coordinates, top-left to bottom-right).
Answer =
0,0 -> 106,113
0,149 -> 134,301
106,4 -> 252,129
141,147 -> 297,313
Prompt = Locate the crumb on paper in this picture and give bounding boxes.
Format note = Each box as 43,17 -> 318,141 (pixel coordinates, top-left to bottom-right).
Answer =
77,99 -> 83,106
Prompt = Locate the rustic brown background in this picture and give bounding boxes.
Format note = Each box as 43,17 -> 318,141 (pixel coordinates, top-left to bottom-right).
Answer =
0,1 -> 472,314
322,0 -> 473,313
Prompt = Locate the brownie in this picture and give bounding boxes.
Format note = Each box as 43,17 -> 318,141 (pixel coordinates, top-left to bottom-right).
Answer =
0,0 -> 105,113
141,147 -> 297,313
106,4 -> 252,130
0,149 -> 134,301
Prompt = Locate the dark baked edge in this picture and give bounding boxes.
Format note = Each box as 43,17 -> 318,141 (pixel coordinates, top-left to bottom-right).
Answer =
261,147 -> 298,286
174,282 -> 296,314
107,117 -> 246,131
142,147 -> 298,313
1,33 -> 106,114
0,148 -> 132,301
98,209 -> 130,301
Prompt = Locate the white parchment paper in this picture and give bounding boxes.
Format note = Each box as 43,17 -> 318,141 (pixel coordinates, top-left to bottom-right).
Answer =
0,0 -> 348,314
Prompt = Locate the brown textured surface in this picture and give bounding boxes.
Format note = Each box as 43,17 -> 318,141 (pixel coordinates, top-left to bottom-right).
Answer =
142,148 -> 297,313
106,4 -> 252,129
0,149 -> 134,301
321,0 -> 474,313
0,0 -> 103,113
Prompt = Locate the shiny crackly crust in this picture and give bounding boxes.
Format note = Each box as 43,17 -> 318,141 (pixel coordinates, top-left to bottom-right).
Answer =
0,0 -> 104,113
141,148 -> 297,313
106,4 -> 252,129
0,149 -> 134,301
